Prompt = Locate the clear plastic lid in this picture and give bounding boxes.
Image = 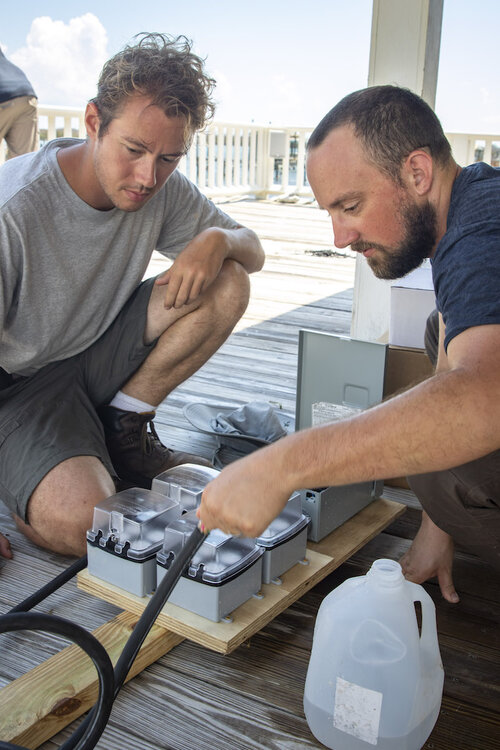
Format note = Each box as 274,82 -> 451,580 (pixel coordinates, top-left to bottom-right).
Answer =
255,491 -> 309,548
152,463 -> 220,512
157,510 -> 263,585
86,487 -> 181,560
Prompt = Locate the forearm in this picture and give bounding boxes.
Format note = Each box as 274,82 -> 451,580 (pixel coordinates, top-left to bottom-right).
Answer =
210,226 -> 265,273
199,326 -> 500,538
278,367 -> 500,492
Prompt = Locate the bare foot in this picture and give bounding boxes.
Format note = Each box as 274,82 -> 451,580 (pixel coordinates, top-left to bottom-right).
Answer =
0,531 -> 13,559
400,511 -> 459,603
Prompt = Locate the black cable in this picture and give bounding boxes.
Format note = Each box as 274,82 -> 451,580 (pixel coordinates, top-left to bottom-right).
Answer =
64,526 -> 206,749
113,526 -> 205,693
9,555 -> 87,613
0,612 -> 114,750
0,526 -> 206,750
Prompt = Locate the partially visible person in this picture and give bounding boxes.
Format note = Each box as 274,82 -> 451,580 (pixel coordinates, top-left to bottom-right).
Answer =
198,85 -> 500,604
0,48 -> 38,160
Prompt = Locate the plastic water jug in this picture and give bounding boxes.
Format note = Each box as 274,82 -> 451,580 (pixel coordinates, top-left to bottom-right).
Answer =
304,559 -> 444,749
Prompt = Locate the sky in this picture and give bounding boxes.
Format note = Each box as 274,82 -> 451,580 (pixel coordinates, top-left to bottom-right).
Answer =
1,0 -> 499,134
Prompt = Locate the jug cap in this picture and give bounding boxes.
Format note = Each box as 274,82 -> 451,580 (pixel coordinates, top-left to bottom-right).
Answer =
367,558 -> 405,587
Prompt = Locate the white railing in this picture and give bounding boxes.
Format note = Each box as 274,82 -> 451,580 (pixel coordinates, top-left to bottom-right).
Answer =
1,104 -> 499,198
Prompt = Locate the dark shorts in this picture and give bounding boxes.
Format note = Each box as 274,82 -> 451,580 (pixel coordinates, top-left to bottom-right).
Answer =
0,277 -> 157,521
410,309 -> 500,570
408,450 -> 500,571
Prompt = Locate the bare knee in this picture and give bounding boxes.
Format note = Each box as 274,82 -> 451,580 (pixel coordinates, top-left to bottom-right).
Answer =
213,259 -> 250,323
25,456 -> 115,556
145,260 -> 250,344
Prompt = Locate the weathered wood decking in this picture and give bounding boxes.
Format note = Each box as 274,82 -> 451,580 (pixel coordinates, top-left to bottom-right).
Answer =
0,200 -> 499,749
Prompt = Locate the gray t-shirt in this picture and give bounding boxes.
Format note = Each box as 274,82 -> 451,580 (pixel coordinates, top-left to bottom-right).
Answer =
0,138 -> 239,375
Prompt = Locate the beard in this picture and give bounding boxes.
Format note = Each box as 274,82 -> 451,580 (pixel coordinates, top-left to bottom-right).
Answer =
352,199 -> 438,280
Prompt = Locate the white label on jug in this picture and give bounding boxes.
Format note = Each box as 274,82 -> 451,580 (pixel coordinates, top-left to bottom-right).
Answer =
333,677 -> 382,745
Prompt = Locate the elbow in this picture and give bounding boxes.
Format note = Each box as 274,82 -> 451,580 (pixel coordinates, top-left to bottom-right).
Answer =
250,231 -> 265,273
253,243 -> 265,273
238,226 -> 265,273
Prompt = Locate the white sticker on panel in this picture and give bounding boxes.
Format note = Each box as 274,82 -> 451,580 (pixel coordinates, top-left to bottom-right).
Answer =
333,676 -> 383,745
312,402 -> 363,427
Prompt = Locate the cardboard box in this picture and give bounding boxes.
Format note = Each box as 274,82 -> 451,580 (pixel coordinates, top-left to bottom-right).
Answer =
389,263 -> 436,349
383,345 -> 434,488
383,345 -> 433,398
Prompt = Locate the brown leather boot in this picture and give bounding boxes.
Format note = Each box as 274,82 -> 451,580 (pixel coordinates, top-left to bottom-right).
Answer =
98,406 -> 212,489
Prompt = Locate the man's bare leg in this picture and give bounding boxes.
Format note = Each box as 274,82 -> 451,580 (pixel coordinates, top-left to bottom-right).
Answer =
14,455 -> 115,556
11,262 -> 250,556
400,510 -> 459,603
124,259 -> 250,405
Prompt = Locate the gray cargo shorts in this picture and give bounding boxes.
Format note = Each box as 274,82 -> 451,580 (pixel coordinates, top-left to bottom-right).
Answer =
0,277 -> 157,522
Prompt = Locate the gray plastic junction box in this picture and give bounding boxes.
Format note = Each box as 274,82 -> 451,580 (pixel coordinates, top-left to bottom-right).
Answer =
86,487 -> 181,597
157,510 -> 264,622
152,463 -> 220,512
296,330 -> 387,542
255,491 -> 310,583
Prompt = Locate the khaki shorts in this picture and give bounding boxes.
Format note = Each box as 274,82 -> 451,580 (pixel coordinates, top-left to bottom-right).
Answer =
0,95 -> 39,159
0,278 -> 156,521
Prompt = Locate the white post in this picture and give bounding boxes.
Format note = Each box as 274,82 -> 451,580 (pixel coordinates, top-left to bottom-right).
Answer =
227,127 -> 234,190
47,111 -> 57,142
296,131 -> 307,192
249,128 -> 257,190
207,127 -> 216,189
233,127 -> 241,188
188,138 -> 197,184
241,127 -> 250,188
217,126 -> 225,189
483,138 -> 493,165
282,131 -> 290,194
197,131 -> 207,191
350,0 -> 444,342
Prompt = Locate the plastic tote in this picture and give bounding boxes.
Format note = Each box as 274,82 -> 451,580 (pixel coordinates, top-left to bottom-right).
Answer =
304,559 -> 444,749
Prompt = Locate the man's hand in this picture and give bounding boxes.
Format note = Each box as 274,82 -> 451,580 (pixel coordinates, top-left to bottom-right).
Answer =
156,228 -> 227,310
197,443 -> 293,537
400,511 -> 459,603
156,225 -> 264,310
0,531 -> 12,559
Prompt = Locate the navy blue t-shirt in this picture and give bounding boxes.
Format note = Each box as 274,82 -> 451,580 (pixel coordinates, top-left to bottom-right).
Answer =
432,162 -> 500,351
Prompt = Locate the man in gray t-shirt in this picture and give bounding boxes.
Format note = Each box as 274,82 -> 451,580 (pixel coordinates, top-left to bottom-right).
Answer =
0,33 -> 264,557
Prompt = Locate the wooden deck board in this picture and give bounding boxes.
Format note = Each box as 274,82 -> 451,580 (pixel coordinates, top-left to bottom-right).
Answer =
0,199 -> 499,750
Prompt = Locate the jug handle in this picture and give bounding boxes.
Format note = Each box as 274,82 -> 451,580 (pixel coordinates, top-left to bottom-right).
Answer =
408,581 -> 440,652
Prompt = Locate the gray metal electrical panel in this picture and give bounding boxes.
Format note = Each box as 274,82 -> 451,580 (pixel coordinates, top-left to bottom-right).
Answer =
295,330 -> 388,542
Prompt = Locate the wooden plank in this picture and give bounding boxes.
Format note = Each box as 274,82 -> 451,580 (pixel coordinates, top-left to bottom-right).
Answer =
0,611 -> 183,749
77,498 -> 404,655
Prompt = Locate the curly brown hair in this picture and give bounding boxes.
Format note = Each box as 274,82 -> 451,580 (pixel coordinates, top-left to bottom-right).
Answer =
92,32 -> 216,144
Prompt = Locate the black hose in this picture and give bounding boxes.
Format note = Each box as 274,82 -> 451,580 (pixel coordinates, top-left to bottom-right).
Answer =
0,526 -> 206,750
113,525 -> 204,693
0,612 -> 114,750
8,555 -> 87,614
64,526 -> 206,749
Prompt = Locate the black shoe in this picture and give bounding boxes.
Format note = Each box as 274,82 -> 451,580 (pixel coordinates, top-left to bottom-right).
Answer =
98,406 -> 212,489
